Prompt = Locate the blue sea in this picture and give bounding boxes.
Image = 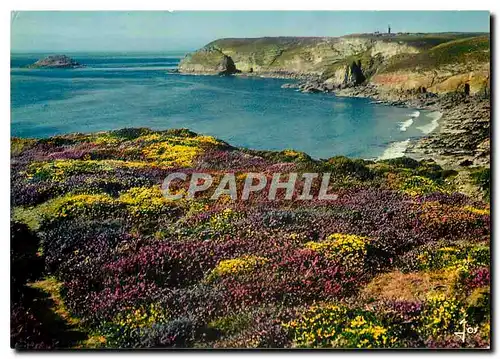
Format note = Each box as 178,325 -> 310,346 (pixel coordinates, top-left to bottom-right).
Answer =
10,52 -> 440,160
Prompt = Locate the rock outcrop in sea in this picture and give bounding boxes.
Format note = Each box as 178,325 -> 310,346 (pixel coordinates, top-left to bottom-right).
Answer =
28,55 -> 82,69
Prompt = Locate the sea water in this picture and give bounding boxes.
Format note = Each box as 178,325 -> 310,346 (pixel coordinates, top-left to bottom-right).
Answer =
11,52 -> 439,160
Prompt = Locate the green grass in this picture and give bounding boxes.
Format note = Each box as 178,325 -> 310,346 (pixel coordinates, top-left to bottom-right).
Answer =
344,32 -> 487,49
12,207 -> 43,231
381,35 -> 490,72
29,277 -> 108,348
26,277 -> 92,348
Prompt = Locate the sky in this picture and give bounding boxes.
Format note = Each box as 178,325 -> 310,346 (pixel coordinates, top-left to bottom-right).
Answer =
11,11 -> 490,53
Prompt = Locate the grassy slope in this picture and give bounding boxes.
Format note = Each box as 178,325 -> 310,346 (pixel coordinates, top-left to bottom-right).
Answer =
344,32 -> 487,49
380,35 -> 490,72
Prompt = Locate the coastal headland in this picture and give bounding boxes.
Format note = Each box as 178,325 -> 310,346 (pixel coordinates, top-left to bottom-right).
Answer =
179,33 -> 490,168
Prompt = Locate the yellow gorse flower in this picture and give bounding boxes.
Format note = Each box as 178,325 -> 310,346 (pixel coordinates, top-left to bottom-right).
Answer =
119,186 -> 174,216
113,303 -> 169,329
283,303 -> 396,348
305,233 -> 368,269
205,255 -> 268,282
463,205 -> 490,216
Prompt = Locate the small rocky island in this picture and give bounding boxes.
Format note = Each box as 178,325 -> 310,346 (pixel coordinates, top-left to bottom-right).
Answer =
28,55 -> 82,69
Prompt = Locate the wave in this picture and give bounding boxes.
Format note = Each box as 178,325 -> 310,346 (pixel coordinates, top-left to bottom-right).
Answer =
410,110 -> 420,118
399,118 -> 414,132
416,111 -> 443,134
377,139 -> 411,160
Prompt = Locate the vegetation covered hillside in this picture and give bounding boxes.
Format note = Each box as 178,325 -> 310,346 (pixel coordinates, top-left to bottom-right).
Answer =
11,128 -> 490,349
373,35 -> 490,93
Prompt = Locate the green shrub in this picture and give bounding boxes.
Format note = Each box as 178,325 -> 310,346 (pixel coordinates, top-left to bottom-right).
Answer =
471,168 -> 490,200
326,156 -> 374,180
208,312 -> 253,336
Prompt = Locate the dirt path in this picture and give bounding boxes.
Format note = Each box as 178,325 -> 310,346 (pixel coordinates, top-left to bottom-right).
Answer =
28,277 -> 105,349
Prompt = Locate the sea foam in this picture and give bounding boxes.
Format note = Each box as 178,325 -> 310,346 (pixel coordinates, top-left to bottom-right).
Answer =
399,118 -> 414,132
416,111 -> 443,134
398,110 -> 420,132
378,139 -> 411,160
410,110 -> 421,118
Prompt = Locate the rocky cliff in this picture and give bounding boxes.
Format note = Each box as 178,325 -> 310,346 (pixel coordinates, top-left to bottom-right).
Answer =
372,36 -> 490,94
179,33 -> 490,94
179,47 -> 239,75
180,36 -> 422,78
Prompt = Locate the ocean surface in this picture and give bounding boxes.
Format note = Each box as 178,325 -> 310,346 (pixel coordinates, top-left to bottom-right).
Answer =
11,52 -> 441,160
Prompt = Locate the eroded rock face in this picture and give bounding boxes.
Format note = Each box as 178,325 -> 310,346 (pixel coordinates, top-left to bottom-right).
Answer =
28,55 -> 81,69
180,34 -> 490,97
178,36 -> 421,77
218,55 -> 238,75
178,47 -> 239,75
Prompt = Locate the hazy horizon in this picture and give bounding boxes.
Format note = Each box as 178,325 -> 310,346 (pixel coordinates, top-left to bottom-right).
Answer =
11,32 -> 491,55
11,11 -> 490,53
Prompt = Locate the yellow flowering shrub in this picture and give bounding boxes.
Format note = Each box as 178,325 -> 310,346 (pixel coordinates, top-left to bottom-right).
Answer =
463,205 -> 490,216
138,134 -> 221,167
135,132 -> 220,147
113,303 -> 170,329
142,142 -> 201,167
11,138 -> 36,156
91,133 -> 123,146
134,133 -> 163,144
184,199 -> 210,218
400,175 -> 446,196
119,186 -> 174,217
340,315 -> 395,348
283,304 -> 396,348
417,245 -> 490,270
205,255 -> 268,283
27,160 -> 111,181
280,149 -> 310,162
283,304 -> 346,347
41,193 -> 120,221
305,233 -> 367,268
419,293 -> 465,338
209,208 -> 241,232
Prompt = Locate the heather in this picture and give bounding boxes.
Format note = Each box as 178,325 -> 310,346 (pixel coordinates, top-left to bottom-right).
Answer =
11,128 -> 490,349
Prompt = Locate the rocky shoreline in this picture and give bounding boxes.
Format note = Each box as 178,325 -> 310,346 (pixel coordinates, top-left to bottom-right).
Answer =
175,68 -> 491,168
175,65 -> 490,169
337,86 -> 490,169
280,80 -> 490,169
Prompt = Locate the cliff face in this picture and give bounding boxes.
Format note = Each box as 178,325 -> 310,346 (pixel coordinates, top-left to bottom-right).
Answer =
179,47 -> 238,75
371,36 -> 490,94
180,36 -> 420,77
324,61 -> 366,88
179,33 -> 490,95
